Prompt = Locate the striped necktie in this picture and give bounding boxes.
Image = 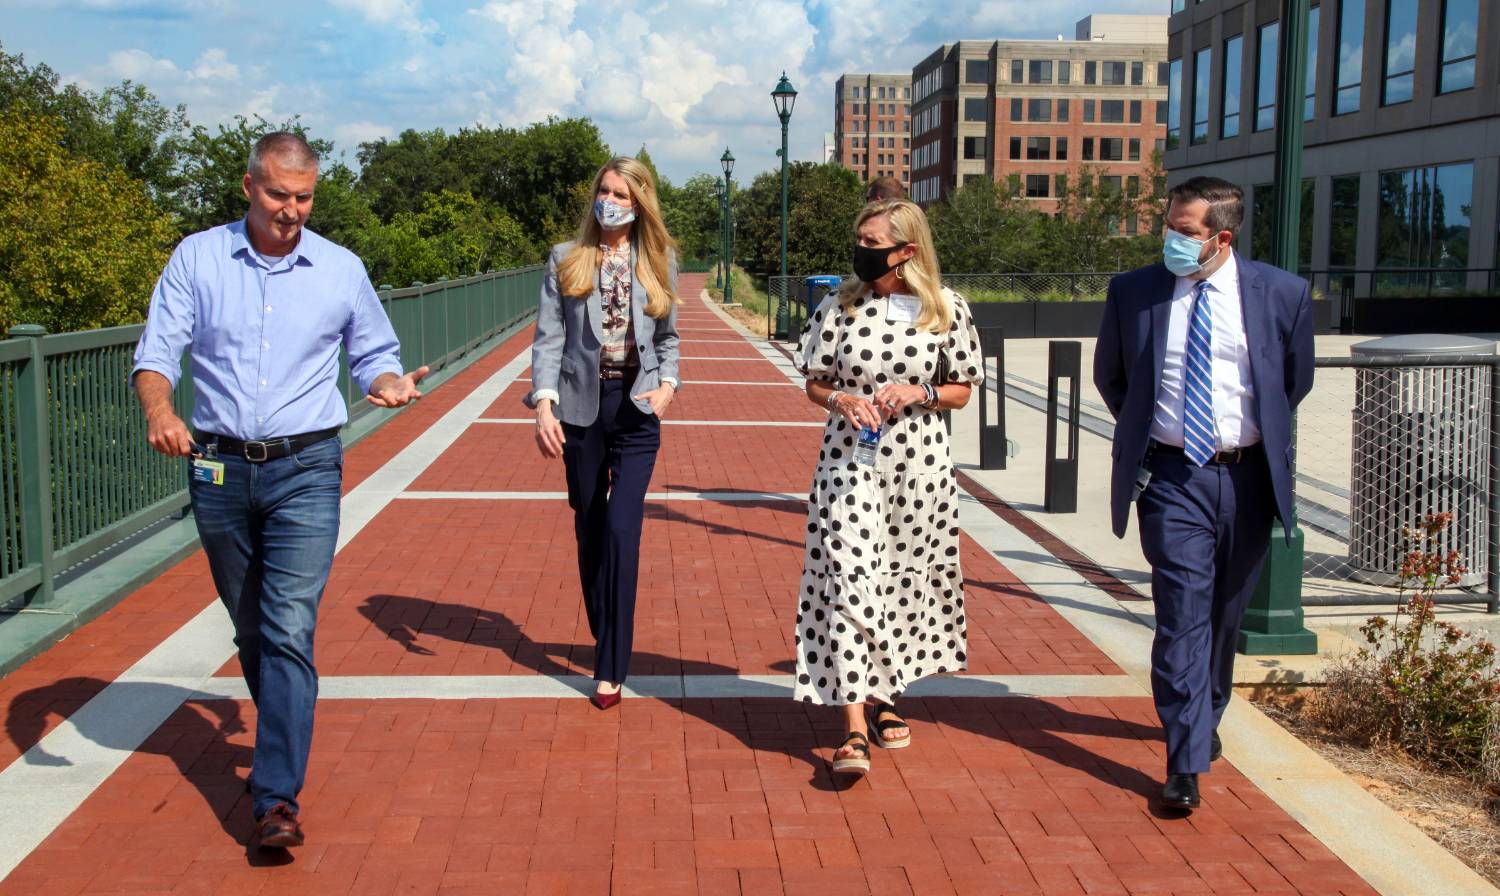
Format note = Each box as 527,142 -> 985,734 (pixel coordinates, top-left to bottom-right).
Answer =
1182,281 -> 1216,466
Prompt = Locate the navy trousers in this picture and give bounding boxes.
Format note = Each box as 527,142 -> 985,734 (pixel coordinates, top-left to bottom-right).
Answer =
1136,447 -> 1274,774
561,374 -> 661,684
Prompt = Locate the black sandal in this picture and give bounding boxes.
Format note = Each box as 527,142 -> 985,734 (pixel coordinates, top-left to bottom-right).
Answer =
831,731 -> 871,777
869,703 -> 911,749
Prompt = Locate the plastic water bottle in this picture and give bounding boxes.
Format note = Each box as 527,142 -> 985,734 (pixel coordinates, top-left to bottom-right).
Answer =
854,426 -> 881,466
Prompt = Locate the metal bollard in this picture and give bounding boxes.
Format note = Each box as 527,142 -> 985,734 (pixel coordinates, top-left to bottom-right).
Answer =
1044,340 -> 1081,513
978,326 -> 1008,470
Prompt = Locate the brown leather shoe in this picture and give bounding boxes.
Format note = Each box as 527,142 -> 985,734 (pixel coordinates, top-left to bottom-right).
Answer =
255,803 -> 304,849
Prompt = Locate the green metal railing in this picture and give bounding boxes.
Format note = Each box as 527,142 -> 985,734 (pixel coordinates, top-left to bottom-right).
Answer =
0,264 -> 542,609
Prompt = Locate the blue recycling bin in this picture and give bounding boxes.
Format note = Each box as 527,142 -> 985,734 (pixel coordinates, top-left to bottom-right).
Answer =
804,275 -> 841,320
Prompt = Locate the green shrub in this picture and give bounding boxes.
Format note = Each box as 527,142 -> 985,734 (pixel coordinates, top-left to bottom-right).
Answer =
1306,513 -> 1500,783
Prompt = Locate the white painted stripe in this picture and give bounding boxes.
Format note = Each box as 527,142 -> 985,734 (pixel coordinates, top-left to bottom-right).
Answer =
473,418 -> 824,428
397,490 -> 807,502
0,344 -> 537,884
188,673 -> 1142,701
679,356 -> 772,361
514,377 -> 799,386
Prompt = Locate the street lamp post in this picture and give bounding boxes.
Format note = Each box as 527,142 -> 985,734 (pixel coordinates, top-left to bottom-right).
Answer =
720,147 -> 735,305
712,180 -> 724,290
771,72 -> 798,338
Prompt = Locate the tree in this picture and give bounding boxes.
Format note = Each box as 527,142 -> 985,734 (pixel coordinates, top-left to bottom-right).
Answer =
355,128 -> 461,221
173,114 -> 333,235
0,108 -> 178,332
492,117 -> 612,248
0,43 -> 190,214
733,162 -> 864,277
659,173 -> 721,262
927,178 -> 1045,274
355,190 -> 538,288
306,160 -> 380,251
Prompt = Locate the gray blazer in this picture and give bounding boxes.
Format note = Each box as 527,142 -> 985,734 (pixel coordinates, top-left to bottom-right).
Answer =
523,241 -> 681,426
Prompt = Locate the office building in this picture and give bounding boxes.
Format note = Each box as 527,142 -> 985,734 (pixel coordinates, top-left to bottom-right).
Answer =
909,14 -> 1170,216
1163,0 -> 1499,296
833,73 -> 913,187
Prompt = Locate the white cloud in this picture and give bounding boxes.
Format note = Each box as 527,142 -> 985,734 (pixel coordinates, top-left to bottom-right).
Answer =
328,0 -> 438,36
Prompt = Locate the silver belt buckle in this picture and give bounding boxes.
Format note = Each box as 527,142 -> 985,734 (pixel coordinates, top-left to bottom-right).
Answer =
243,440 -> 270,462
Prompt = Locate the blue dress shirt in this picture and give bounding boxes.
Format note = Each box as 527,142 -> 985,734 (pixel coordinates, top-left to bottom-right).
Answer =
132,220 -> 404,441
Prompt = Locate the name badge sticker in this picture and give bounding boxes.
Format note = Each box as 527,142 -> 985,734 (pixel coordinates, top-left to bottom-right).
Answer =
887,294 -> 920,323
191,458 -> 226,486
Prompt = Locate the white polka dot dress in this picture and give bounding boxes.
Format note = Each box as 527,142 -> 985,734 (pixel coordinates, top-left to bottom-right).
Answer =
793,287 -> 985,706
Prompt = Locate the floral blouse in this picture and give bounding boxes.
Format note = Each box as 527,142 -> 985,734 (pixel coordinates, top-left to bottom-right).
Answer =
599,244 -> 636,369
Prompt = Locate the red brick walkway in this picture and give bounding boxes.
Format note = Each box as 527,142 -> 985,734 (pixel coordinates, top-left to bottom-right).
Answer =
0,276 -> 1377,895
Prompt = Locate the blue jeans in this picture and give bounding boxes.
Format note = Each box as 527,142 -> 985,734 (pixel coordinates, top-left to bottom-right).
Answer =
189,437 -> 343,818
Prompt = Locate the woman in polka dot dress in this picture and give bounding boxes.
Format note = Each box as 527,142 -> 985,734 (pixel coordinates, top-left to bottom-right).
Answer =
793,199 -> 984,779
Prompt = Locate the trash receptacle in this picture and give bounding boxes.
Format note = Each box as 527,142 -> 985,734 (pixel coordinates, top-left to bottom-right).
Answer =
804,275 -> 841,321
1348,334 -> 1496,586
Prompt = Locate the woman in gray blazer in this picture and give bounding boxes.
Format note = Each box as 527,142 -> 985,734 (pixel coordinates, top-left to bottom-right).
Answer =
524,156 -> 681,710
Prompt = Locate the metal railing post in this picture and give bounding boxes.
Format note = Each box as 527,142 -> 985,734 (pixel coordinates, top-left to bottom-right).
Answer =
978,326 -> 1008,470
9,325 -> 55,606
1043,340 -> 1080,513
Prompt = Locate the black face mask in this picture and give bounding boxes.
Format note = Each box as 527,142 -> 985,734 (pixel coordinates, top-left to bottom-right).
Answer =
852,242 -> 908,283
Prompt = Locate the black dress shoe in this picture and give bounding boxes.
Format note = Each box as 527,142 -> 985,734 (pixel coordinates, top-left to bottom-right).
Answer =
1210,731 -> 1223,762
1161,773 -> 1200,810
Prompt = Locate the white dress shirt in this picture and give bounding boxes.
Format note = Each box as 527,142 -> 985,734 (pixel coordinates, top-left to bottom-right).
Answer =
1149,251 -> 1260,450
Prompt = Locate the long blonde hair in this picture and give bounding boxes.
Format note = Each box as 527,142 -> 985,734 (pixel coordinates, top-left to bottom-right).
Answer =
837,199 -> 952,333
556,157 -> 679,319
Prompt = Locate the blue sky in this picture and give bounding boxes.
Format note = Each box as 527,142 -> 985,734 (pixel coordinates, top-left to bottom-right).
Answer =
5,0 -> 1162,186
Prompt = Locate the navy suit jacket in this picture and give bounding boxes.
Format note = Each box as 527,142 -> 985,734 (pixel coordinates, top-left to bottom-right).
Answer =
1093,253 -> 1315,541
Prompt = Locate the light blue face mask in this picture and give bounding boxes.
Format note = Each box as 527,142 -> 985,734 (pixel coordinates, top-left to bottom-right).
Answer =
594,199 -> 636,229
1163,228 -> 1223,277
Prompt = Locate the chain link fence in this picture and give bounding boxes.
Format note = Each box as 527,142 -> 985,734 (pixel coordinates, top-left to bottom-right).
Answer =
1295,353 -> 1499,609
765,273 -> 1123,340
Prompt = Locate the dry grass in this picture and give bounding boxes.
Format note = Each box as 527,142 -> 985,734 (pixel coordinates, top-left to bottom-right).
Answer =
1245,685 -> 1500,887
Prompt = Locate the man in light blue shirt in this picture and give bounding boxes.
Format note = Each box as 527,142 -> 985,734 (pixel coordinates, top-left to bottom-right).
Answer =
132,132 -> 426,851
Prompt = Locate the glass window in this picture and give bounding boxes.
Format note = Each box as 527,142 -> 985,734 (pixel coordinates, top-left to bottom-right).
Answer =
1058,99 -> 1070,122
1250,180 -> 1315,265
1131,61 -> 1144,85
1030,59 -> 1054,84
1440,0 -> 1479,93
1100,175 -> 1123,195
1157,61 -> 1170,85
1056,137 -> 1069,160
1330,174 -> 1361,267
1156,99 -> 1167,123
1129,138 -> 1141,160
1307,5 -> 1321,120
1173,0 -> 1186,13
1192,47 -> 1211,144
966,98 -> 990,121
967,59 -> 990,83
1222,35 -> 1243,138
1102,100 -> 1125,122
1255,22 -> 1279,131
1085,60 -> 1097,84
1027,136 -> 1051,160
1009,137 -> 1022,160
1100,137 -> 1125,160
1382,0 -> 1417,105
1010,98 -> 1023,121
1130,99 -> 1142,123
1378,162 -> 1474,273
1055,173 -> 1069,197
964,136 -> 987,159
1011,59 -> 1024,83
1084,99 -> 1096,122
1058,61 -> 1071,84
1102,61 -> 1127,84
1168,58 -> 1183,148
1128,176 -> 1141,196
1026,174 -> 1050,198
1083,137 -> 1095,160
1336,0 -> 1364,115
1029,99 -> 1051,121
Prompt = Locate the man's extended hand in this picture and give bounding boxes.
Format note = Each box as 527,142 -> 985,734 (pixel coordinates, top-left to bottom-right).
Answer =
146,408 -> 195,457
366,366 -> 430,408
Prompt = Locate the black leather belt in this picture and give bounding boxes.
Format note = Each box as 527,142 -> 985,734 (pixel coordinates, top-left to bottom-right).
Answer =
599,365 -> 638,381
1151,441 -> 1263,465
197,427 -> 340,463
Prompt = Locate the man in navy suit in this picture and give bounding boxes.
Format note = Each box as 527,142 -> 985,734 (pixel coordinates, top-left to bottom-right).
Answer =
1094,176 -> 1314,810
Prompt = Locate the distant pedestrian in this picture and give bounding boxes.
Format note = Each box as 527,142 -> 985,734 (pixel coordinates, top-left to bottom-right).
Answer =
526,156 -> 681,710
866,175 -> 906,202
1094,176 -> 1314,811
132,132 -> 427,850
794,198 -> 983,778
